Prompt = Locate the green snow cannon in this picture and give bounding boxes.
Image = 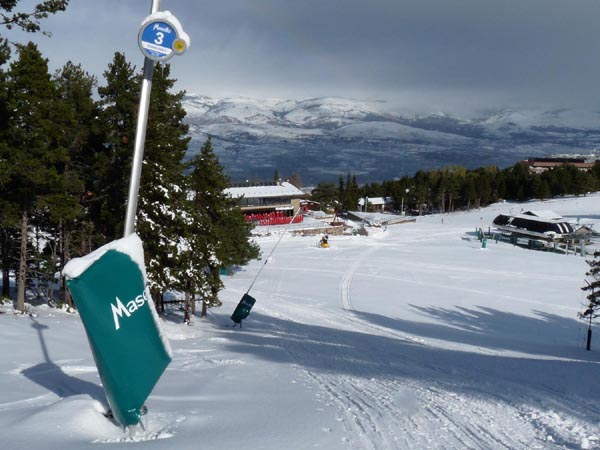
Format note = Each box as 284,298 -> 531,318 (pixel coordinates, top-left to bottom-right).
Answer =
63,234 -> 172,427
231,293 -> 256,327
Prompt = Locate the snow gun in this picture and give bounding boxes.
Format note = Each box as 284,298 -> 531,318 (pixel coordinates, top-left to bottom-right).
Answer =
62,234 -> 172,427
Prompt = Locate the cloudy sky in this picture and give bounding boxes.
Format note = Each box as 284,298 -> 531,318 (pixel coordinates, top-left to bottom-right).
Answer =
6,0 -> 600,114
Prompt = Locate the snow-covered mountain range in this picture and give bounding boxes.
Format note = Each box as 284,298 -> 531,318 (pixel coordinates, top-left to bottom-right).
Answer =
183,94 -> 600,184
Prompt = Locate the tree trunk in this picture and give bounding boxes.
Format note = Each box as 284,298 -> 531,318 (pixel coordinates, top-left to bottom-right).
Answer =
63,280 -> 73,309
1,231 -> 10,298
183,289 -> 191,324
34,228 -> 42,300
45,235 -> 57,304
151,289 -> 161,314
16,210 -> 28,313
81,220 -> 92,255
201,300 -> 208,318
2,266 -> 9,298
62,225 -> 74,309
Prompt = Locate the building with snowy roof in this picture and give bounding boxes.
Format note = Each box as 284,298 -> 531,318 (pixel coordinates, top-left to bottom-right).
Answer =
224,181 -> 306,216
358,197 -> 391,213
492,210 -> 575,241
523,157 -> 596,174
520,210 -> 563,220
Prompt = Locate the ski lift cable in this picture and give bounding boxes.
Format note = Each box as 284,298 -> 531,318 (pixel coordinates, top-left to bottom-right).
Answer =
245,207 -> 304,295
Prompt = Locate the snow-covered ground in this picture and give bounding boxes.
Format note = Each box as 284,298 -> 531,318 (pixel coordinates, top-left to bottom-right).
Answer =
2,195 -> 600,449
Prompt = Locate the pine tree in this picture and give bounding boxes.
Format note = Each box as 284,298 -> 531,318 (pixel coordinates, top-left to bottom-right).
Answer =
413,170 -> 431,215
531,175 -> 551,200
0,36 -> 14,298
134,63 -> 191,303
591,162 -> 600,188
426,170 -> 443,212
187,137 -> 259,317
337,175 -> 345,212
94,52 -> 138,241
581,251 -> 600,350
0,1 -> 69,35
446,167 -> 465,212
311,181 -> 337,211
3,42 -> 70,312
0,0 -> 70,301
52,61 -> 103,305
338,173 -> 359,211
460,174 -> 477,210
472,169 -> 492,208
504,163 -> 532,201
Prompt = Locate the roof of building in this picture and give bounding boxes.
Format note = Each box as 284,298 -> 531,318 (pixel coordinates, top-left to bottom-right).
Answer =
522,210 -> 563,220
224,181 -> 305,199
358,197 -> 390,206
493,213 -> 575,236
528,161 -> 594,168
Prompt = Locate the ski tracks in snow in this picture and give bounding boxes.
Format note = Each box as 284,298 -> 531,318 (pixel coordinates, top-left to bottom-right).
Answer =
267,242 -> 558,449
288,337 -> 537,450
330,244 -> 520,449
338,245 -> 374,313
338,245 -> 425,345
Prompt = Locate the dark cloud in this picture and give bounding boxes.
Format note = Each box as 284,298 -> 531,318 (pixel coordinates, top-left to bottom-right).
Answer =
6,0 -> 600,113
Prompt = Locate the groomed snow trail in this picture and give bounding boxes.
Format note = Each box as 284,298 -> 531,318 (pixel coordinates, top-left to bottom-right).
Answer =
3,196 -> 600,450
257,247 -> 533,449
245,213 -> 600,449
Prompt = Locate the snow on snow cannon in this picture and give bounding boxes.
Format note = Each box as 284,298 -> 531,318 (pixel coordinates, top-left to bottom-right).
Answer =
62,234 -> 172,427
231,293 -> 256,327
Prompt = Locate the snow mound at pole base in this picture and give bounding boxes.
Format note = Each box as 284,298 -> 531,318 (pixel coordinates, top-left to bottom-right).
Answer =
7,394 -> 184,445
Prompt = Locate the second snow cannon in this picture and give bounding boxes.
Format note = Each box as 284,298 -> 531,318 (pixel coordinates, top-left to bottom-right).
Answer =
231,293 -> 256,327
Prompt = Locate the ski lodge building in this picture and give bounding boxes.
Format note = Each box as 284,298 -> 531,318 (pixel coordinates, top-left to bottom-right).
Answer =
224,181 -> 306,224
523,157 -> 596,174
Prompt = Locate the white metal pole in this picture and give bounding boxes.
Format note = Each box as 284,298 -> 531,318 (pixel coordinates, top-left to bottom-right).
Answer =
124,0 -> 161,237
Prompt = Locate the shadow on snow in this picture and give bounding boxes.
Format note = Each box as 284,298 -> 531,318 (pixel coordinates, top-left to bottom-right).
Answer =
21,317 -> 106,406
214,307 -> 600,424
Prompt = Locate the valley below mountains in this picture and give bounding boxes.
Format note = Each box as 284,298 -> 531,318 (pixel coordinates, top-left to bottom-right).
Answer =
183,94 -> 600,184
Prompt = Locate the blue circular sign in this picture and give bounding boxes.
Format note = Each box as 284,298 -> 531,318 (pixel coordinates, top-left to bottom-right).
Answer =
139,20 -> 177,61
138,11 -> 189,62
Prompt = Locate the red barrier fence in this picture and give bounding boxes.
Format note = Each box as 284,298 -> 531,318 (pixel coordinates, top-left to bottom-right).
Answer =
245,211 -> 304,226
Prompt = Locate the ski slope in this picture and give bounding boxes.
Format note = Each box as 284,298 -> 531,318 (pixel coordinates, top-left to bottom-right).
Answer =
1,194 -> 600,449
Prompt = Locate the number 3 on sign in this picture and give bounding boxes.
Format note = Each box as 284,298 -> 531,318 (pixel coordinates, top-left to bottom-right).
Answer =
154,32 -> 164,45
